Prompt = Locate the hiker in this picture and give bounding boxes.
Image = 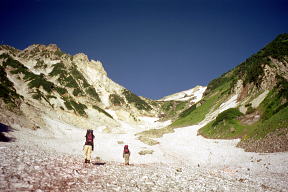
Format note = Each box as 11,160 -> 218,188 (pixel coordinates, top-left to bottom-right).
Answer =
83,129 -> 94,163
123,145 -> 130,165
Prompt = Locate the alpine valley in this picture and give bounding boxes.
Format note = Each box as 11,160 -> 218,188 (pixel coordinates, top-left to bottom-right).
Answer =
1,34 -> 288,191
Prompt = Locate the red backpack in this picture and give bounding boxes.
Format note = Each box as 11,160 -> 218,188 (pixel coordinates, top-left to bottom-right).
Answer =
86,130 -> 94,144
124,145 -> 129,154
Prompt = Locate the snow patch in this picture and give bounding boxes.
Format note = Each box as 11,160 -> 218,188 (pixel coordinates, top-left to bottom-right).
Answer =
251,90 -> 269,108
159,86 -> 207,102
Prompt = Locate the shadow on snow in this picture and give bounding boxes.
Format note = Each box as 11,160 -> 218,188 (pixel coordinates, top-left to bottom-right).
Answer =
0,123 -> 16,142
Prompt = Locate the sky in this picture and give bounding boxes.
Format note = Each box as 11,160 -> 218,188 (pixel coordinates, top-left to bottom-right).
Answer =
1,0 -> 288,99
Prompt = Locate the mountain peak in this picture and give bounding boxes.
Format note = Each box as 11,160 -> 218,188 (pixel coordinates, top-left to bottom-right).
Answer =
0,45 -> 20,55
24,44 -> 61,52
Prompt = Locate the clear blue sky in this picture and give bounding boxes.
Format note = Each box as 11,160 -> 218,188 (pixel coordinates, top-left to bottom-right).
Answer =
1,0 -> 288,99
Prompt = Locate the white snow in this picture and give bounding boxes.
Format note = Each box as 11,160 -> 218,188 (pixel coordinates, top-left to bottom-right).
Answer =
137,116 -> 172,131
6,92 -> 288,181
159,86 -> 207,102
204,94 -> 238,123
251,90 -> 269,108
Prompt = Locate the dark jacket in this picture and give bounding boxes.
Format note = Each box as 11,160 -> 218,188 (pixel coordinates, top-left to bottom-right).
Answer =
84,130 -> 95,150
123,145 -> 130,157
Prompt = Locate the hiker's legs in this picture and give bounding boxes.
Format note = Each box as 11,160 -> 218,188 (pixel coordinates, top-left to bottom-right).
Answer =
124,154 -> 130,165
83,145 -> 92,162
86,145 -> 92,161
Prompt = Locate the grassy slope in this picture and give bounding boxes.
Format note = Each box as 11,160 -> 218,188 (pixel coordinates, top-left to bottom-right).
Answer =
170,77 -> 232,128
137,34 -> 288,142
199,95 -> 288,140
198,108 -> 247,139
136,67 -> 234,139
199,34 -> 288,140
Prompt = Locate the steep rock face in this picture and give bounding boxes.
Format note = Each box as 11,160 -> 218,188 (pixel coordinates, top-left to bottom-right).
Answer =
72,53 -> 124,107
0,44 -> 159,132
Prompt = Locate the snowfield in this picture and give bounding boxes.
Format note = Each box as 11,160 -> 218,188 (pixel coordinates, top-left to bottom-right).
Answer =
1,95 -> 288,191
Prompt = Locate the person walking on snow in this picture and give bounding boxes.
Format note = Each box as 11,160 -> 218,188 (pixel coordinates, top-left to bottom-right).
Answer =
83,129 -> 94,163
123,145 -> 130,165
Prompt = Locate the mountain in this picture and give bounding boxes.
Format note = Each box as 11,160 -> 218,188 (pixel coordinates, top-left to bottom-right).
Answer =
0,44 -> 176,133
137,33 -> 288,152
0,44 -> 205,134
1,34 -> 287,153
178,33 -> 288,152
1,36 -> 288,192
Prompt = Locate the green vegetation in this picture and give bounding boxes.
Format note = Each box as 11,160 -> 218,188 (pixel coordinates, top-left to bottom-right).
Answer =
1,54 -> 98,117
85,86 -> 100,101
34,60 -> 47,69
198,108 -> 244,139
31,90 -> 54,108
49,62 -> 100,101
92,105 -> 113,119
213,108 -> 243,127
136,34 -> 288,144
136,80 -> 232,141
49,62 -> 66,77
55,49 -> 64,57
122,89 -> 152,111
245,81 -> 288,139
138,150 -> 154,155
196,34 -> 288,142
159,100 -> 188,119
137,136 -> 160,145
1,55 -> 59,104
236,33 -> 288,85
203,33 -> 288,96
246,105 -> 256,114
54,86 -> 68,95
260,78 -> 288,121
171,34 -> 288,129
0,65 -> 22,107
49,63 -> 81,89
0,45 -> 19,55
27,73 -> 54,93
109,93 -> 125,106
171,92 -> 223,128
178,104 -> 197,118
136,127 -> 174,139
72,88 -> 83,96
199,85 -> 288,140
204,75 -> 232,96
63,96 -> 87,116
65,75 -> 79,88
70,65 -> 90,88
251,106 -> 288,139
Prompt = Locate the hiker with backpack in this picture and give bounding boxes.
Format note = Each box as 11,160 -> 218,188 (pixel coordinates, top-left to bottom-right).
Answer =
123,145 -> 130,165
83,129 -> 95,163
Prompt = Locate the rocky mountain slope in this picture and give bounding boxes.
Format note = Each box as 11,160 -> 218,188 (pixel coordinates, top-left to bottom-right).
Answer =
1,44 -> 190,133
197,33 -> 288,152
